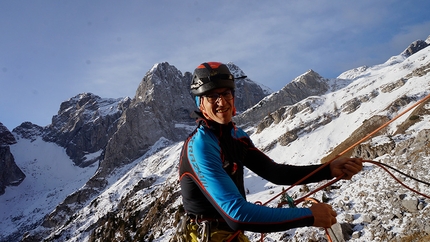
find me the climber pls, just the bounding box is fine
[176,61,363,241]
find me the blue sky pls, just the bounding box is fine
[1,0,430,130]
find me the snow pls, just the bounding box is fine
[1,46,430,241]
[83,149,103,162]
[0,137,97,239]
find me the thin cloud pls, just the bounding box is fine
[1,1,430,130]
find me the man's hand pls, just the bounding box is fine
[330,157,363,180]
[309,203,337,228]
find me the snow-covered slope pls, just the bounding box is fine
[0,137,97,241]
[243,47,430,241]
[1,43,429,242]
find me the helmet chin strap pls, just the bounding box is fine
[195,96,201,108]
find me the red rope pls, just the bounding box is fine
[255,92,430,241]
[363,160,430,199]
[259,92,430,207]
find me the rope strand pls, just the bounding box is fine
[256,92,430,241]
[261,92,430,207]
[363,160,430,199]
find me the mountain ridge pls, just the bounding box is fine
[1,35,429,241]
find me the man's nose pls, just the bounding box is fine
[215,95,227,104]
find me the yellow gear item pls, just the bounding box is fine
[184,223,250,242]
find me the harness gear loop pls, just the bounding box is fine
[197,220,211,242]
[172,214,189,242]
[175,214,243,242]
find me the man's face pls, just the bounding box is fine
[200,88,234,124]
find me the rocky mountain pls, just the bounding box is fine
[0,122,25,195]
[225,62,272,112]
[1,35,430,242]
[0,122,17,145]
[402,39,429,57]
[234,69,332,128]
[11,95,132,168]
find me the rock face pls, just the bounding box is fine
[0,146,26,195]
[11,94,132,168]
[43,93,132,167]
[101,62,196,176]
[226,62,271,113]
[402,40,429,57]
[0,122,16,145]
[234,69,329,128]
[0,122,25,195]
[12,122,44,141]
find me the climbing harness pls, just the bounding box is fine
[254,92,430,241]
[172,214,247,242]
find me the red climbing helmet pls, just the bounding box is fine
[190,62,235,96]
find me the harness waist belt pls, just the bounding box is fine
[187,214,233,232]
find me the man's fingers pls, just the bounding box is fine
[310,203,338,228]
[332,216,337,225]
[341,158,363,179]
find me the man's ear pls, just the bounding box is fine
[200,102,208,116]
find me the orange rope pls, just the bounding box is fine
[256,92,430,241]
[261,92,430,207]
[303,197,334,242]
[225,230,241,242]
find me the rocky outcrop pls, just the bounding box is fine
[348,129,430,241]
[402,40,429,57]
[101,63,196,176]
[322,115,390,163]
[234,69,329,128]
[42,93,131,167]
[0,122,16,145]
[13,122,44,141]
[340,90,379,114]
[0,146,26,195]
[0,123,25,195]
[226,62,271,113]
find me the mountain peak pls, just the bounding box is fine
[226,62,247,78]
[402,39,429,57]
[291,69,325,84]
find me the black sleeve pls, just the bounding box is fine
[244,147,333,185]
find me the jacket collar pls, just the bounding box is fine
[191,111,235,136]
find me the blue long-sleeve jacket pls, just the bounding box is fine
[179,112,332,233]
